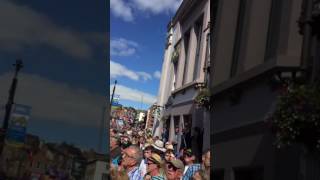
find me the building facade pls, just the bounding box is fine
[155,0,211,157]
[211,0,320,179]
[146,103,157,130]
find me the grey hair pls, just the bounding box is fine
[129,145,143,164]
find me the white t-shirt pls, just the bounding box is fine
[183,165,189,175]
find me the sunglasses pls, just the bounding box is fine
[184,153,193,158]
[167,163,178,171]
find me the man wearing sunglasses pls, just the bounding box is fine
[121,145,143,180]
[166,159,184,180]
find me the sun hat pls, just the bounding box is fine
[152,140,166,152]
[165,144,174,151]
[168,159,184,170]
[148,153,163,165]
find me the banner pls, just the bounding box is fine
[112,94,121,106]
[6,104,31,147]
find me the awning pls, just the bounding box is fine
[163,102,194,117]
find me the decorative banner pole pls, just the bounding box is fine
[110,80,117,113]
[1,59,23,156]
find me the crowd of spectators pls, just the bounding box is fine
[110,119,210,180]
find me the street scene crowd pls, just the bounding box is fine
[110,118,210,180]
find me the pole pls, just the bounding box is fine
[110,80,117,113]
[1,59,23,156]
[3,59,23,130]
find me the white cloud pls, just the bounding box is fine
[132,0,183,14]
[153,71,161,79]
[110,60,152,81]
[110,0,183,22]
[110,60,139,80]
[110,0,134,22]
[0,0,95,59]
[137,72,152,81]
[0,72,105,127]
[111,38,138,56]
[110,84,157,105]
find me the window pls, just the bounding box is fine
[182,30,191,85]
[193,14,204,81]
[264,0,283,61]
[231,0,247,77]
[172,42,181,90]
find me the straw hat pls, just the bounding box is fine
[152,140,166,152]
[148,153,163,165]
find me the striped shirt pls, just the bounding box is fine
[182,164,201,180]
[128,167,143,180]
[151,175,166,180]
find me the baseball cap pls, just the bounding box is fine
[184,149,193,157]
[168,159,184,170]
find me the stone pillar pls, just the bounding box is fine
[169,115,175,143]
[177,115,184,153]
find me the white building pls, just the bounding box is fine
[155,0,211,158]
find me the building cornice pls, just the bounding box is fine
[172,81,205,96]
[211,60,303,97]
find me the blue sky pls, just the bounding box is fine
[0,0,107,152]
[110,0,183,110]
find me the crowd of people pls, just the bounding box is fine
[110,119,210,180]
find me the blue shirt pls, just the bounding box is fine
[112,156,121,166]
[182,164,201,180]
[128,167,143,180]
